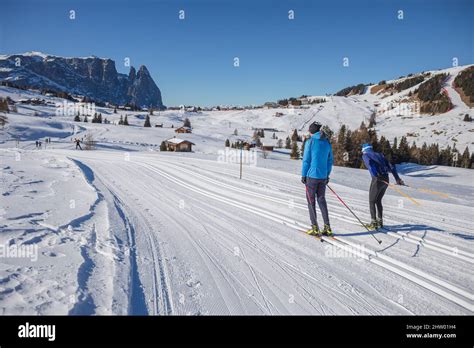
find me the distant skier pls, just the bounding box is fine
[35,141,39,148]
[74,138,82,150]
[301,121,333,237]
[361,143,404,230]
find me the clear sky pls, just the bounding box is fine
[1,0,472,106]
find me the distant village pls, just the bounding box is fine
[0,92,328,157]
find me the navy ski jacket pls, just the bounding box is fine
[302,131,333,179]
[362,149,400,181]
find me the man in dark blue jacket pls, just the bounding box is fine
[361,143,404,229]
[301,122,333,237]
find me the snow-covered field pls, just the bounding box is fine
[0,65,473,315]
[1,146,473,315]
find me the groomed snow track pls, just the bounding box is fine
[137,160,473,312]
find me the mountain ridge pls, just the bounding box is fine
[0,52,165,109]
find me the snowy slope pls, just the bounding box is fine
[361,65,474,151]
[1,65,472,155]
[1,147,472,315]
[0,64,473,315]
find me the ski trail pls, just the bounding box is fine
[140,161,473,312]
[176,159,474,246]
[239,247,274,314]
[140,161,384,314]
[103,182,175,315]
[155,159,474,264]
[68,158,148,315]
[190,207,328,314]
[180,209,282,314]
[155,155,473,235]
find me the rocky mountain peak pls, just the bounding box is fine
[0,52,165,109]
[128,66,137,81]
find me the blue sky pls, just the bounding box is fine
[1,0,472,106]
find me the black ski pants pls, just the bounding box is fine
[369,175,389,220]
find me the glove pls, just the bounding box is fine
[301,176,307,185]
[396,178,405,186]
[325,177,330,185]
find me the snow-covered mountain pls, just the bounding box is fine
[0,64,472,152]
[0,52,165,109]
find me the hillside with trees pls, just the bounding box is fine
[335,83,368,97]
[414,73,453,114]
[392,74,427,92]
[329,123,473,169]
[453,66,474,106]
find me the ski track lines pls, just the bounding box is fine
[115,159,369,314]
[171,156,473,236]
[137,160,473,312]
[113,192,175,315]
[79,160,174,315]
[96,166,174,315]
[69,152,472,313]
[156,159,474,286]
[152,158,474,265]
[177,154,474,232]
[189,203,388,315]
[156,156,474,256]
[145,170,386,315]
[95,161,259,315]
[104,160,293,314]
[156,158,474,295]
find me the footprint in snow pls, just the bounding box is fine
[42,251,65,258]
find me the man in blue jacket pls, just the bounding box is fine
[361,143,404,230]
[301,122,333,237]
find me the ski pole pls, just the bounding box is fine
[380,180,421,206]
[327,184,382,244]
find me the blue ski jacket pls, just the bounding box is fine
[302,131,333,179]
[362,149,401,181]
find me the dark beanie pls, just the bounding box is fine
[309,122,321,134]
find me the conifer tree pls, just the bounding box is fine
[291,129,299,142]
[461,146,471,168]
[334,125,347,165]
[144,115,151,127]
[290,141,300,159]
[398,136,410,163]
[368,112,377,128]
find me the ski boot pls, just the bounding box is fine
[367,220,378,231]
[306,225,321,237]
[322,224,333,237]
[376,218,384,229]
